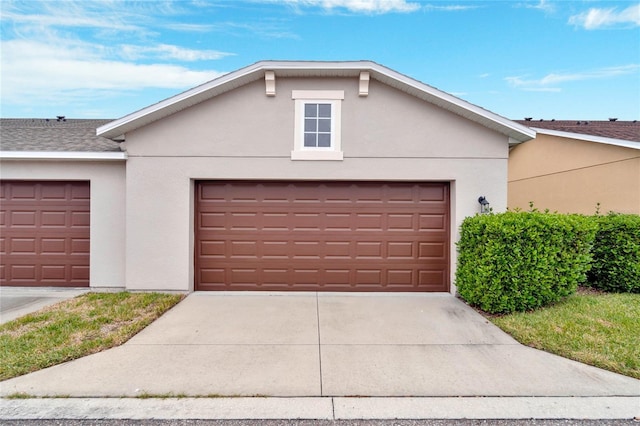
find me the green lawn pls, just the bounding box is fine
[0,292,183,381]
[490,290,640,379]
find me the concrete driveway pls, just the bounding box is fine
[0,286,89,324]
[1,292,639,398]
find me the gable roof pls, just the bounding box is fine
[1,118,122,152]
[97,60,535,143]
[515,120,640,143]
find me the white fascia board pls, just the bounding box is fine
[0,151,128,161]
[97,60,535,143]
[532,128,640,150]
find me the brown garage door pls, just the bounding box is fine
[195,181,449,292]
[0,181,90,287]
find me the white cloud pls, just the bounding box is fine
[119,44,234,61]
[521,0,555,13]
[165,23,216,32]
[423,4,479,12]
[569,4,640,30]
[505,64,640,91]
[278,0,421,13]
[0,39,225,107]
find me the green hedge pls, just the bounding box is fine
[588,213,640,293]
[456,212,596,314]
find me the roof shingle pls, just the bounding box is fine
[514,120,640,142]
[1,119,122,152]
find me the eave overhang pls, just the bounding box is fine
[0,151,128,161]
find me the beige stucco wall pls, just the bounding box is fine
[124,76,511,293]
[509,134,640,214]
[0,160,127,289]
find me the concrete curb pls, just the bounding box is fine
[2,396,639,420]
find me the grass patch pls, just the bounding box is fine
[0,292,183,381]
[490,290,640,379]
[5,392,33,399]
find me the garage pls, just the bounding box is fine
[195,181,449,292]
[0,181,90,287]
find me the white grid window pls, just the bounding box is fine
[304,103,332,148]
[292,90,344,161]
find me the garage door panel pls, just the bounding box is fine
[387,242,414,258]
[417,184,446,201]
[41,238,66,254]
[387,270,413,286]
[231,268,259,284]
[10,183,37,199]
[419,214,447,230]
[419,269,447,285]
[70,211,90,227]
[41,211,66,227]
[10,265,37,281]
[418,242,447,259]
[41,184,66,200]
[70,265,90,281]
[262,213,290,230]
[201,240,226,257]
[355,241,383,258]
[1,181,90,287]
[195,181,449,292]
[71,238,90,254]
[200,268,225,284]
[11,211,37,227]
[42,265,66,281]
[230,241,258,257]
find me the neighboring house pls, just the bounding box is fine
[1,61,534,293]
[509,120,640,215]
[0,118,127,288]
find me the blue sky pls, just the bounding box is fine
[1,0,639,120]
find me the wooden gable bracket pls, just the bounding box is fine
[265,71,276,96]
[359,71,370,97]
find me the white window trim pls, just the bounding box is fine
[292,90,344,161]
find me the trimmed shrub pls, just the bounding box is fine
[456,212,596,314]
[589,213,640,293]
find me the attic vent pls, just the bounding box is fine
[524,117,532,121]
[609,118,618,122]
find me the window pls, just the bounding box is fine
[292,90,344,160]
[304,103,332,148]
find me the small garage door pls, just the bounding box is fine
[195,181,449,292]
[0,181,90,287]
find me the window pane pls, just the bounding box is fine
[305,104,317,118]
[304,133,317,147]
[305,118,317,132]
[317,133,331,147]
[318,118,331,132]
[318,104,331,118]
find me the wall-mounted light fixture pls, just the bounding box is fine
[478,196,490,214]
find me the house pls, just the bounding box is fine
[1,61,534,293]
[0,118,127,288]
[509,120,640,215]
